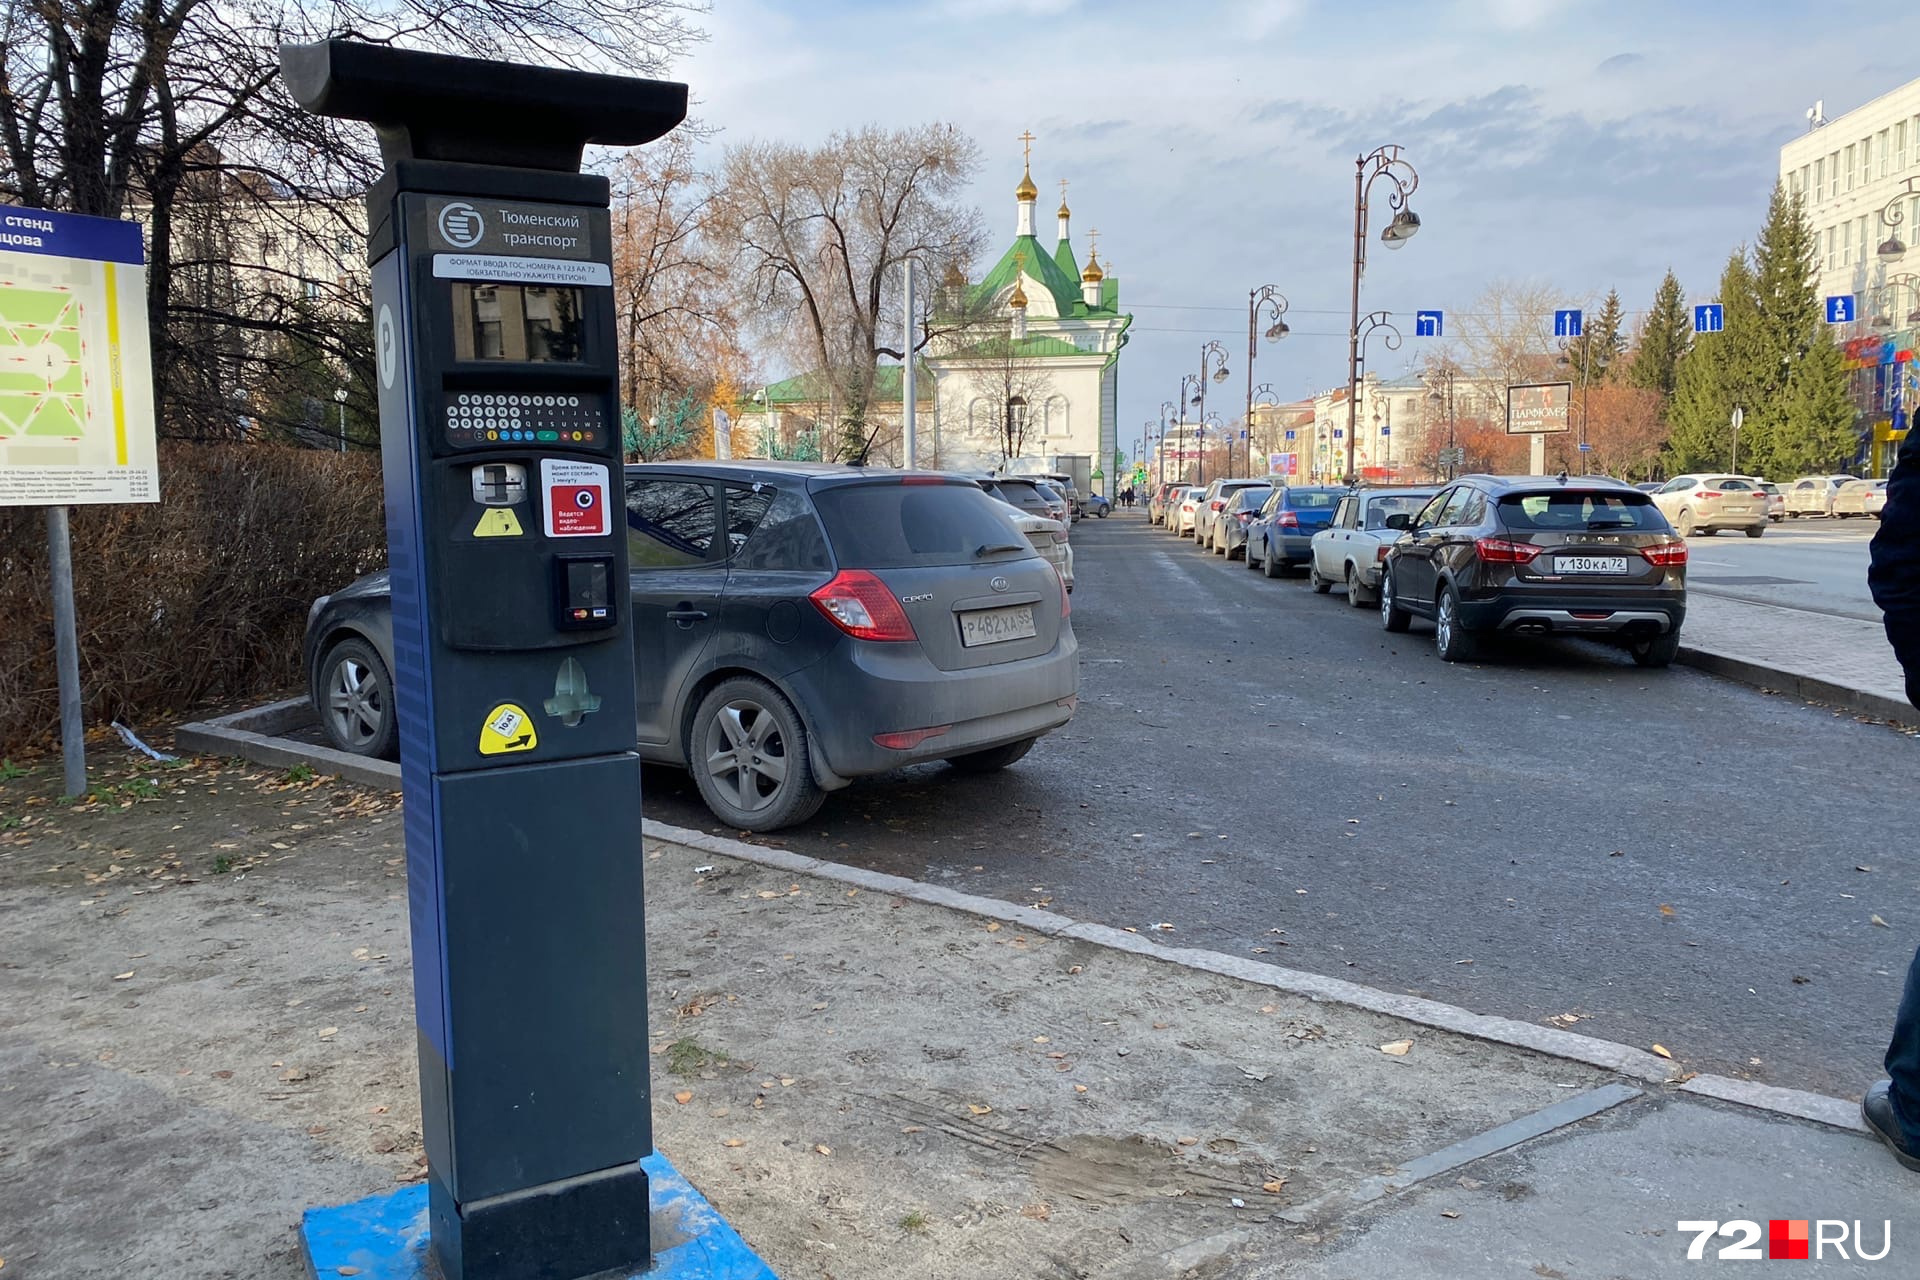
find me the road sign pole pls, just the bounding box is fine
[45,505,86,797]
[1529,433,1545,475]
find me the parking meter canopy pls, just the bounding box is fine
[278,40,688,171]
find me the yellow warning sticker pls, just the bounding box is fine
[473,507,524,538]
[478,703,538,755]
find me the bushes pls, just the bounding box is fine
[0,443,385,754]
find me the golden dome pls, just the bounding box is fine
[1081,253,1105,284]
[1015,165,1038,201]
[1009,279,1029,309]
[1058,198,1071,219]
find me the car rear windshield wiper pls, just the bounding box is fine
[976,541,1027,556]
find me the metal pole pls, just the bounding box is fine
[338,400,347,452]
[1196,349,1208,488]
[45,506,86,797]
[1346,156,1365,485]
[1447,374,1457,480]
[901,259,916,468]
[1245,291,1258,482]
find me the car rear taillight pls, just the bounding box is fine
[809,570,918,641]
[1049,528,1069,544]
[1278,511,1299,528]
[901,475,946,485]
[1475,537,1541,564]
[1237,511,1254,524]
[1641,539,1689,567]
[1210,499,1226,511]
[1057,565,1071,617]
[873,724,950,750]
[1376,544,1391,563]
[1694,490,1721,499]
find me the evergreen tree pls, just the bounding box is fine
[1776,335,1860,474]
[1627,271,1689,396]
[1667,251,1759,471]
[1742,182,1830,473]
[1568,287,1625,385]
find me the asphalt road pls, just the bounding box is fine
[1685,518,1878,618]
[643,511,1917,1098]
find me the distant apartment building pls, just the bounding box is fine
[1780,81,1920,472]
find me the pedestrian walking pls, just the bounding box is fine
[1865,426,1920,1171]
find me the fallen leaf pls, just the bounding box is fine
[901,1125,924,1133]
[1177,1136,1199,1146]
[212,1070,233,1080]
[985,922,1002,933]
[1073,1084,1088,1094]
[673,1091,693,1105]
[1153,922,1175,931]
[1658,904,1675,917]
[779,1077,796,1086]
[1872,914,1891,928]
[1020,1202,1052,1221]
[1651,1044,1674,1059]
[721,1138,744,1148]
[1033,1035,1050,1044]
[1440,1210,1460,1219]
[1066,965,1083,975]
[281,1068,309,1082]
[317,1027,338,1039]
[112,971,134,981]
[1379,1039,1413,1057]
[1262,1180,1287,1194]
[814,1144,832,1155]
[967,1104,992,1115]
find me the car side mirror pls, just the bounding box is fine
[1384,512,1413,530]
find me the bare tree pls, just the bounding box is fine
[0,0,704,439]
[706,123,984,459]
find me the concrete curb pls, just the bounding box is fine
[1676,643,1914,727]
[175,710,1872,1138]
[650,821,1870,1139]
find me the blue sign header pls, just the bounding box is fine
[0,206,144,265]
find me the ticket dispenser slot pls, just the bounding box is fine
[279,38,687,1280]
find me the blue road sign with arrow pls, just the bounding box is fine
[1826,294,1856,324]
[1554,309,1583,337]
[1415,310,1443,337]
[1694,304,1724,333]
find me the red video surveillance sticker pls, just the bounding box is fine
[541,459,610,538]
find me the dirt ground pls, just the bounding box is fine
[0,742,1613,1279]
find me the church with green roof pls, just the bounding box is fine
[924,139,1131,491]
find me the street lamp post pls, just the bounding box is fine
[1880,177,1920,259]
[333,387,348,452]
[1246,286,1290,479]
[1870,272,1920,329]
[1177,375,1203,485]
[1425,366,1458,480]
[1345,145,1421,484]
[1249,382,1280,474]
[1188,340,1231,484]
[1350,310,1402,481]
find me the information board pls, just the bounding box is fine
[0,208,158,506]
[1505,381,1572,435]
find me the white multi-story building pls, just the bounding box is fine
[1780,80,1920,473]
[1780,83,1920,312]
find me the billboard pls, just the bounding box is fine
[1267,451,1297,476]
[1505,381,1572,434]
[0,207,158,506]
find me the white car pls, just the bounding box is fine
[1783,474,1860,517]
[1307,487,1438,605]
[1007,508,1074,592]
[1173,489,1206,537]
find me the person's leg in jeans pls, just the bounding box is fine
[1867,941,1920,1168]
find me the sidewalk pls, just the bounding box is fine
[0,762,1909,1279]
[1681,591,1912,725]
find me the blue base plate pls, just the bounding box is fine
[300,1152,777,1279]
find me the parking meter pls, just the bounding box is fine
[280,41,686,1280]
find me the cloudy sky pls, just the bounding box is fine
[672,0,1907,440]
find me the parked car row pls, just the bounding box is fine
[1629,472,1885,527]
[1214,474,1690,669]
[304,462,1079,832]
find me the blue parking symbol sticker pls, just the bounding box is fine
[1415,310,1443,338]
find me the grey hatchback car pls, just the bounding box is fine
[304,462,1078,831]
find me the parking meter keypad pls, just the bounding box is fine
[441,391,605,448]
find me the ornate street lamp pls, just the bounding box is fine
[1870,272,1920,328]
[1189,340,1231,485]
[1346,145,1421,483]
[1245,286,1290,479]
[1881,178,1920,258]
[1425,365,1459,481]
[1349,310,1402,482]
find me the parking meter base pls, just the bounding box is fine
[299,1151,778,1280]
[427,1160,650,1280]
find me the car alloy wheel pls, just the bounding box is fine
[1435,586,1478,662]
[1380,568,1410,632]
[1676,508,1695,537]
[1346,566,1369,608]
[317,637,396,758]
[691,676,825,832]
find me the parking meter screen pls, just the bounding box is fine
[451,283,585,363]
